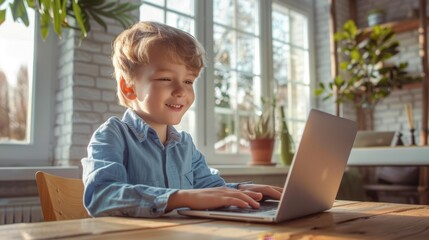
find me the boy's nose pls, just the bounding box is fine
[172,83,185,97]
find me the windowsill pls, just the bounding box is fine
[0,166,80,181]
[212,164,289,176]
[0,165,289,180]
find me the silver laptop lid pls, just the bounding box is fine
[275,109,357,222]
[352,131,396,147]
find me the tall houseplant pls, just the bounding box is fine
[316,20,419,129]
[0,0,140,39]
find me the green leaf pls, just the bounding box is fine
[72,0,87,38]
[334,76,345,87]
[40,8,50,39]
[323,94,333,101]
[314,88,324,96]
[0,9,5,25]
[350,49,360,61]
[53,0,62,37]
[87,9,107,31]
[25,0,34,8]
[10,0,29,26]
[61,0,67,22]
[340,61,349,70]
[343,20,357,37]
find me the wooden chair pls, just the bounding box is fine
[35,171,90,221]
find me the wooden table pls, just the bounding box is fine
[1,201,428,240]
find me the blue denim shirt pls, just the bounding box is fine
[82,109,238,218]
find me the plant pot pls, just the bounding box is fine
[249,138,275,165]
[367,12,385,26]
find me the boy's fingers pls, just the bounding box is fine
[221,197,250,208]
[227,191,261,208]
[263,188,282,199]
[242,190,263,201]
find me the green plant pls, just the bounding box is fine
[315,20,419,110]
[245,97,276,140]
[279,106,294,165]
[0,0,140,40]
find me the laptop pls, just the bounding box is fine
[178,109,358,223]
[352,131,396,148]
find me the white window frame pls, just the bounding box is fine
[0,15,57,167]
[199,0,315,164]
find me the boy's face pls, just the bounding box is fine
[123,47,198,131]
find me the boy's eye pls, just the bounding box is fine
[185,80,194,85]
[156,78,170,81]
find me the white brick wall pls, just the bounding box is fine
[54,16,126,165]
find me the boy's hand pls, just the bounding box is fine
[238,184,283,201]
[166,187,263,211]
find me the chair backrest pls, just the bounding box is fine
[35,171,90,221]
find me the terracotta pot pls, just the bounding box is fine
[249,138,275,165]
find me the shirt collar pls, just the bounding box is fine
[122,108,181,144]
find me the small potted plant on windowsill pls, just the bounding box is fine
[245,97,276,166]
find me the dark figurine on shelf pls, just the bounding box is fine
[395,132,404,146]
[410,128,416,145]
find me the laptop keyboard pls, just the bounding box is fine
[213,201,279,214]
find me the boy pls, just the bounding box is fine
[82,21,282,218]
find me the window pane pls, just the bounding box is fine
[166,13,194,34]
[290,11,308,49]
[272,40,290,85]
[214,69,233,108]
[214,25,235,69]
[236,0,259,35]
[140,4,165,23]
[167,0,194,16]
[236,33,260,74]
[291,48,310,84]
[214,112,236,153]
[272,10,289,43]
[290,83,310,118]
[0,8,34,143]
[213,0,234,26]
[237,73,258,111]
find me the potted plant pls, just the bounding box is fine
[315,20,420,130]
[245,97,276,165]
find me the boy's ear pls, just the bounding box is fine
[120,78,136,100]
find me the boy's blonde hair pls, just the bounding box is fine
[112,21,206,108]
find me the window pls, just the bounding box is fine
[0,6,57,166]
[139,0,313,164]
[0,8,34,144]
